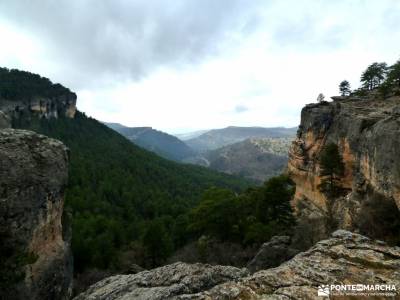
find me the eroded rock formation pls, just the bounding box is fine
[0,92,77,120]
[75,231,400,299]
[74,262,249,300]
[288,96,400,244]
[0,129,72,300]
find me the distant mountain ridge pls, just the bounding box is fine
[174,129,209,141]
[105,122,195,161]
[206,137,292,182]
[1,67,252,277]
[186,126,297,152]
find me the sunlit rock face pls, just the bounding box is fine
[288,96,400,243]
[0,129,72,300]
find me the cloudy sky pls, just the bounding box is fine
[1,0,400,133]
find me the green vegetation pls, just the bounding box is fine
[336,58,400,99]
[361,62,387,90]
[3,67,296,276]
[316,93,325,102]
[12,111,252,271]
[339,80,351,96]
[387,60,400,87]
[318,142,345,231]
[189,175,295,245]
[318,142,345,198]
[0,67,73,100]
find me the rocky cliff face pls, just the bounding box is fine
[288,96,400,244]
[0,92,77,120]
[75,231,400,299]
[0,129,72,300]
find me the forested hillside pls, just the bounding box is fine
[5,88,251,277]
[2,68,297,292]
[11,112,251,272]
[105,122,195,161]
[0,67,73,100]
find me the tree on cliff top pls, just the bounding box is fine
[387,60,400,88]
[360,62,387,90]
[339,80,351,96]
[317,93,325,102]
[318,142,344,198]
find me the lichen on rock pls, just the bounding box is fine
[74,231,400,299]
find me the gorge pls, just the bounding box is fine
[1,69,400,299]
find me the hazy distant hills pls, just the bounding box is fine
[174,129,209,141]
[186,126,297,152]
[105,122,195,161]
[206,137,293,182]
[106,123,297,182]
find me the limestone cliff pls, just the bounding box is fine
[0,92,77,120]
[74,231,400,299]
[288,96,400,244]
[0,129,72,300]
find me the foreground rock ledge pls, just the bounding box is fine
[0,129,72,300]
[76,231,400,299]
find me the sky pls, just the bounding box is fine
[1,0,400,134]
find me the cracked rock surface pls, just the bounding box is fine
[75,231,400,299]
[73,262,248,300]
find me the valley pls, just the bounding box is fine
[1,2,400,298]
[106,122,296,182]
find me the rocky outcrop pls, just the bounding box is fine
[75,231,400,299]
[288,96,400,244]
[0,129,72,300]
[0,92,77,120]
[73,262,249,300]
[246,235,299,273]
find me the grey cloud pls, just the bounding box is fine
[0,0,262,88]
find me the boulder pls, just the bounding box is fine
[0,129,72,300]
[75,231,400,299]
[74,262,248,300]
[183,231,400,299]
[246,236,299,273]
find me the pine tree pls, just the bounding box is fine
[339,80,351,96]
[318,143,344,198]
[317,93,325,103]
[360,62,387,90]
[387,60,400,87]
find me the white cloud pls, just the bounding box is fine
[1,0,400,133]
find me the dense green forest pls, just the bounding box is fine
[0,67,73,100]
[3,67,297,283]
[12,111,253,271]
[189,175,295,244]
